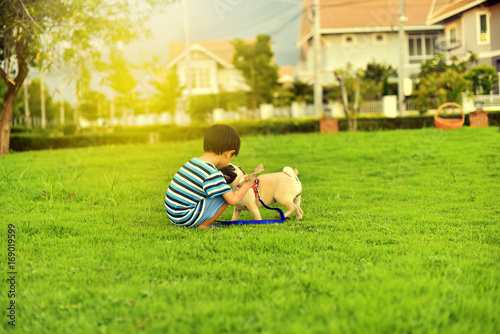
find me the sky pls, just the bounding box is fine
[35,0,303,104]
[125,0,303,67]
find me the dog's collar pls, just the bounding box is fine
[252,178,260,198]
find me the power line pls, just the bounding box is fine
[188,4,301,40]
[268,8,304,36]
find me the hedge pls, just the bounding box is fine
[9,113,499,152]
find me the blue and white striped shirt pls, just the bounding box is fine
[165,158,232,227]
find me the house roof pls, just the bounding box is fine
[278,66,294,83]
[427,0,487,24]
[298,0,436,44]
[167,38,256,69]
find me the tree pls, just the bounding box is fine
[149,64,181,115]
[78,90,109,121]
[413,52,476,115]
[290,80,313,104]
[232,35,279,118]
[100,49,138,118]
[0,0,168,155]
[364,60,397,99]
[25,79,57,121]
[466,63,499,95]
[0,79,23,120]
[335,67,363,131]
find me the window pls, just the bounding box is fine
[342,34,355,45]
[449,27,457,44]
[408,33,438,64]
[477,12,490,44]
[188,68,211,89]
[198,68,210,88]
[373,33,387,45]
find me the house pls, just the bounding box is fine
[167,39,252,97]
[427,0,500,76]
[278,66,295,88]
[296,0,444,85]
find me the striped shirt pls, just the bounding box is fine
[165,158,232,227]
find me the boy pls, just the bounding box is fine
[164,124,255,229]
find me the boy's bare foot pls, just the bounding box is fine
[197,221,212,229]
[197,223,220,230]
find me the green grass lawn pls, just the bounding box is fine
[1,127,499,333]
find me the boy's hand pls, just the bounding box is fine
[246,174,256,184]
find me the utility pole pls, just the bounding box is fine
[59,78,65,125]
[183,0,191,111]
[110,91,115,123]
[41,71,46,129]
[398,0,406,116]
[313,0,323,118]
[24,79,31,129]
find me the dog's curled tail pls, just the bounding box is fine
[283,166,299,177]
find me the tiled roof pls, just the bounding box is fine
[278,66,294,78]
[428,0,487,23]
[168,38,256,67]
[299,0,435,41]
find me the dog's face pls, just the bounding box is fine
[220,163,246,188]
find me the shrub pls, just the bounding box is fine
[9,113,499,152]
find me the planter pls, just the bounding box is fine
[469,111,489,127]
[320,117,339,133]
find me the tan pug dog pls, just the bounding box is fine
[220,164,303,221]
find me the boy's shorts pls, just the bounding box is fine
[192,195,227,227]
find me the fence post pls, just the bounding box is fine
[260,104,273,119]
[383,95,398,118]
[213,108,225,122]
[462,94,475,112]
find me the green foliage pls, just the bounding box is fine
[25,79,56,120]
[290,80,313,104]
[413,53,476,114]
[218,91,250,111]
[272,80,314,108]
[272,85,295,107]
[1,0,170,153]
[232,35,279,110]
[1,129,499,333]
[466,63,499,95]
[78,90,109,121]
[149,67,181,115]
[328,61,397,108]
[187,92,251,122]
[1,0,167,90]
[9,119,319,151]
[364,60,397,98]
[100,50,138,97]
[188,94,218,123]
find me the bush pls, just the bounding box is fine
[9,113,499,152]
[63,124,77,135]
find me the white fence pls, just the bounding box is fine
[360,101,384,114]
[474,94,500,109]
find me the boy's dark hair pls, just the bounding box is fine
[204,124,240,156]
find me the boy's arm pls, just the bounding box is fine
[222,175,256,206]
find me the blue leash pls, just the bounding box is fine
[214,198,286,226]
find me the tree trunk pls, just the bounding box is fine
[41,71,46,129]
[0,40,29,155]
[251,94,258,119]
[249,59,259,118]
[352,73,361,132]
[24,80,32,129]
[338,76,352,131]
[0,93,15,155]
